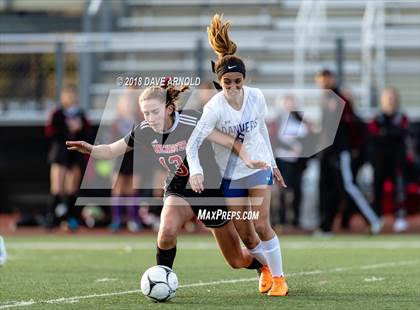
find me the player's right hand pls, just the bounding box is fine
[190,173,204,194]
[66,141,93,155]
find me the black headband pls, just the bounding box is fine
[211,59,246,81]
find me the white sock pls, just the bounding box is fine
[261,235,284,277]
[249,242,267,266]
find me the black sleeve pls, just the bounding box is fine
[124,123,149,148]
[124,126,136,148]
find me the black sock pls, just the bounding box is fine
[246,258,263,270]
[156,246,177,269]
[45,194,61,227]
[66,194,79,219]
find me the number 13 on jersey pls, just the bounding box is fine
[159,155,189,177]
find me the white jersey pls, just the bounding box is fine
[186,86,277,180]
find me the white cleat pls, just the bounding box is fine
[0,236,7,266]
[393,217,409,233]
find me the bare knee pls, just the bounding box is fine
[226,258,244,269]
[158,225,178,249]
[254,223,273,240]
[241,234,259,250]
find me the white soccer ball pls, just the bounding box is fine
[140,265,178,302]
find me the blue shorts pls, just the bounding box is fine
[221,169,274,198]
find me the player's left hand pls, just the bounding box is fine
[245,160,270,170]
[273,167,287,188]
[190,173,204,194]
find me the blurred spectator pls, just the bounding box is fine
[314,69,382,235]
[44,84,91,230]
[368,86,412,232]
[108,89,143,232]
[272,95,310,228]
[0,235,6,266]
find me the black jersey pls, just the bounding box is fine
[124,110,222,190]
[45,106,91,142]
[46,106,91,167]
[368,111,409,165]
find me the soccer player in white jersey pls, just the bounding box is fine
[186,14,288,296]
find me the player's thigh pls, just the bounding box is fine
[158,195,195,240]
[248,186,274,238]
[225,197,251,232]
[50,163,66,194]
[210,222,243,261]
[225,197,259,248]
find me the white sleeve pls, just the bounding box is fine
[258,92,278,168]
[186,102,220,176]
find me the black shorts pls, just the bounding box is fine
[48,142,86,168]
[164,185,229,228]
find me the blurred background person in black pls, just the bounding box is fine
[44,84,91,230]
[314,69,381,235]
[368,86,412,232]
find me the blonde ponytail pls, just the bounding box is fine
[207,14,237,59]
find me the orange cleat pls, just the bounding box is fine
[267,276,289,296]
[258,265,273,294]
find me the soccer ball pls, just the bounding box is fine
[140,265,178,302]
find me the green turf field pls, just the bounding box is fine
[0,234,419,309]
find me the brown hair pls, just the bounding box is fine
[62,83,78,94]
[139,82,189,116]
[316,69,335,78]
[207,14,246,80]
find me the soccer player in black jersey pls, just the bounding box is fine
[67,84,268,274]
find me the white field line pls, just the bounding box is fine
[0,260,418,309]
[6,241,420,250]
[364,276,385,282]
[95,278,117,283]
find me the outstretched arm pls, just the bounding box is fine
[66,138,132,160]
[207,129,269,170]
